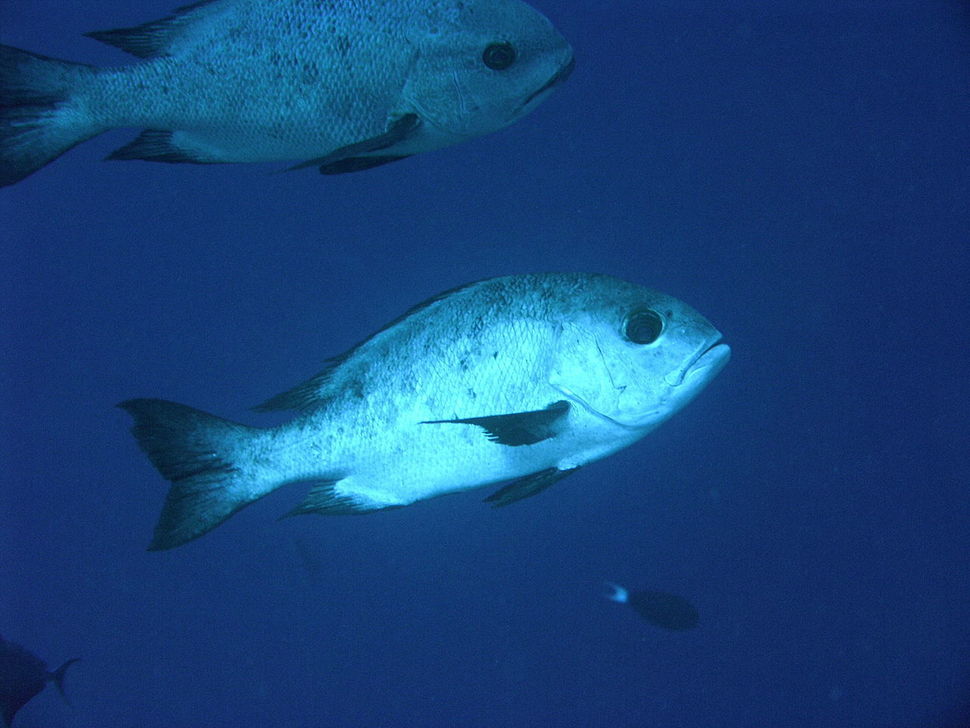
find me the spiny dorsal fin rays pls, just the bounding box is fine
[253,279,486,413]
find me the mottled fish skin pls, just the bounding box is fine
[120,273,731,550]
[0,0,573,186]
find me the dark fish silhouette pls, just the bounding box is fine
[604,582,700,631]
[0,635,78,727]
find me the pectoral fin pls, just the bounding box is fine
[289,113,420,173]
[484,466,579,507]
[422,400,570,447]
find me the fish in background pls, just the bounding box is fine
[120,272,730,550]
[603,582,700,630]
[0,0,574,187]
[0,635,78,727]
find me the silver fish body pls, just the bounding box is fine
[121,273,730,550]
[0,0,573,185]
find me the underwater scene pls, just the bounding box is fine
[1,0,967,725]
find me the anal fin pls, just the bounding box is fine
[107,130,216,164]
[282,480,399,518]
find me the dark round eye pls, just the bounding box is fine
[482,42,517,71]
[624,309,664,345]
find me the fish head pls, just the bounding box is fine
[403,0,573,139]
[548,280,730,432]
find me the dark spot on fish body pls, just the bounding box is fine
[335,35,352,57]
[301,62,320,85]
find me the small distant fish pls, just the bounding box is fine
[120,273,730,550]
[604,582,700,630]
[0,0,573,187]
[0,635,78,727]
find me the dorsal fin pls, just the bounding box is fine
[253,361,343,412]
[253,279,483,413]
[85,0,223,58]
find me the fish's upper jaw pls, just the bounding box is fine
[519,53,575,111]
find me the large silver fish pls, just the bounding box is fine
[121,273,731,550]
[0,0,573,186]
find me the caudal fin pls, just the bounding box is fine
[120,398,273,550]
[0,45,102,187]
[49,657,80,700]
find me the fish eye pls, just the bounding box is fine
[624,309,664,345]
[482,42,517,71]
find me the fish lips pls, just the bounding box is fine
[520,54,575,111]
[665,340,732,388]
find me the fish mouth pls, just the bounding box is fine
[521,55,575,109]
[666,340,732,387]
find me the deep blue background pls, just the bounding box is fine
[2,1,968,726]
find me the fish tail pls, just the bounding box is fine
[119,398,275,551]
[0,45,103,187]
[49,657,80,700]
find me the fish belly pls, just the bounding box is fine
[324,417,585,509]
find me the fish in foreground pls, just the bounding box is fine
[0,635,78,727]
[120,273,730,550]
[604,582,700,630]
[0,0,573,187]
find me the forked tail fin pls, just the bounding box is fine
[119,398,275,550]
[0,45,103,187]
[49,658,80,700]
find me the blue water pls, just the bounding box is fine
[2,1,968,726]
